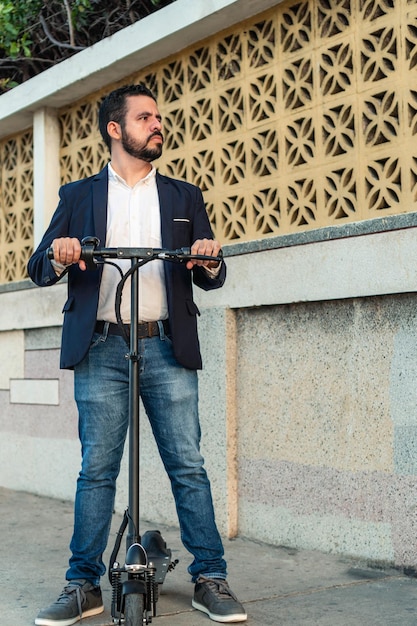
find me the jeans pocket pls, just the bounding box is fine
[90,331,107,349]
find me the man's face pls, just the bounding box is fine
[119,95,164,162]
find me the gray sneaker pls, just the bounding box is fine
[192,576,247,623]
[35,579,104,626]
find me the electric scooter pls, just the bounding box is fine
[50,237,222,625]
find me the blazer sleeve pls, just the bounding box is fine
[190,186,227,291]
[27,173,101,287]
[27,186,73,287]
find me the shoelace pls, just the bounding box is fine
[55,584,85,618]
[198,576,239,601]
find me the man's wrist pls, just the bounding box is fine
[51,259,70,276]
[204,262,222,278]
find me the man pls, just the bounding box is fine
[28,83,247,625]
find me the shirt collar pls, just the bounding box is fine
[108,162,157,187]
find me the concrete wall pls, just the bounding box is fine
[235,295,417,566]
[198,218,417,567]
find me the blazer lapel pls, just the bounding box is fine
[92,166,109,247]
[156,173,174,249]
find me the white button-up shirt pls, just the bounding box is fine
[97,163,168,323]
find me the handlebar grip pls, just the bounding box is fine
[46,237,100,270]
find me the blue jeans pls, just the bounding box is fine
[67,324,226,586]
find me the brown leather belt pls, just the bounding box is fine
[95,319,169,339]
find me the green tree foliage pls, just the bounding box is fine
[0,0,175,92]
[0,1,43,59]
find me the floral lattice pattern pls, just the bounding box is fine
[0,131,33,282]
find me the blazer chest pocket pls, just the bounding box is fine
[173,218,191,245]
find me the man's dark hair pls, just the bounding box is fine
[98,83,157,151]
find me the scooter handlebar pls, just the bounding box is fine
[46,239,223,267]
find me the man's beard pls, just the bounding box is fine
[121,128,164,162]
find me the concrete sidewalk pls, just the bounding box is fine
[2,487,417,625]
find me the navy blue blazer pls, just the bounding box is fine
[28,167,226,370]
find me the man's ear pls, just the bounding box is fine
[107,121,121,142]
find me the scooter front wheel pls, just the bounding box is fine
[124,592,145,625]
